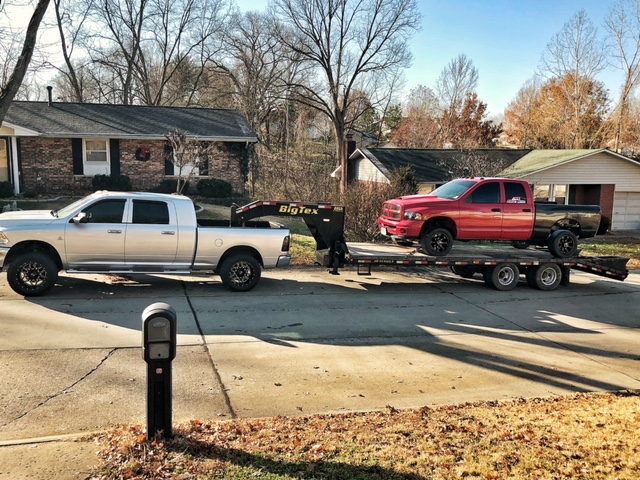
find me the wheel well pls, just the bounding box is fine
[421,217,457,239]
[550,219,581,237]
[4,241,62,271]
[216,247,263,272]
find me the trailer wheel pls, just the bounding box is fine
[525,264,562,291]
[7,252,58,296]
[450,265,478,278]
[219,254,261,292]
[420,227,453,256]
[483,263,520,291]
[548,229,578,258]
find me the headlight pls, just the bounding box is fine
[404,211,423,221]
[0,232,9,244]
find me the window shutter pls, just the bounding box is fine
[109,139,120,176]
[72,139,83,175]
[164,144,173,175]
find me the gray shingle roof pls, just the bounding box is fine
[357,148,532,183]
[4,101,257,141]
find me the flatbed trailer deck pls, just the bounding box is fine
[231,200,629,291]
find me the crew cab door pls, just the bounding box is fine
[458,181,503,240]
[500,181,534,240]
[65,198,127,268]
[124,199,178,266]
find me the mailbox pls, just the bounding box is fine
[142,303,176,362]
[141,302,177,438]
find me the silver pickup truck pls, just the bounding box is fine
[0,191,291,296]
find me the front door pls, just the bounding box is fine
[0,137,10,183]
[458,181,503,240]
[65,199,127,268]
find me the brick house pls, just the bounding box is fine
[0,98,257,196]
[345,148,640,230]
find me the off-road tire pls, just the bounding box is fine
[420,227,453,256]
[7,252,58,296]
[219,254,261,292]
[548,230,578,258]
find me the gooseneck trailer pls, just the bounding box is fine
[231,200,629,292]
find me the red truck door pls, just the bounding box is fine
[500,181,534,240]
[458,181,503,240]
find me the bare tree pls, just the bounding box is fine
[272,0,421,194]
[539,9,609,148]
[0,0,51,123]
[436,54,479,114]
[164,131,213,194]
[605,0,640,152]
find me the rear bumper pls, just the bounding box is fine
[277,255,291,268]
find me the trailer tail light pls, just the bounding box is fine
[281,235,291,252]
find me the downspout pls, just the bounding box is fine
[11,136,20,194]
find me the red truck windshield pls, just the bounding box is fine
[429,179,477,200]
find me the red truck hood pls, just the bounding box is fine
[390,195,451,208]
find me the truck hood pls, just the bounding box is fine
[0,209,57,226]
[393,195,451,208]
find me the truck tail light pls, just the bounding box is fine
[281,235,291,252]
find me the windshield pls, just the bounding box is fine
[429,179,478,200]
[54,196,92,218]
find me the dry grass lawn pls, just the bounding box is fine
[90,391,639,479]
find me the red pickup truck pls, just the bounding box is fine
[378,178,601,258]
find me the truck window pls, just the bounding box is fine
[132,200,170,225]
[504,182,528,203]
[467,182,500,204]
[82,199,126,223]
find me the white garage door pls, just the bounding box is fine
[612,192,640,230]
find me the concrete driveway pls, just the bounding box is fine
[1,265,639,444]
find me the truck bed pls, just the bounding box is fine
[332,242,629,282]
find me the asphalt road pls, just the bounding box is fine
[1,265,640,445]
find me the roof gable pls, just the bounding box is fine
[3,102,257,141]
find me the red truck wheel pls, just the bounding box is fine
[548,230,578,258]
[420,228,453,256]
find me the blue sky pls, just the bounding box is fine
[234,0,625,118]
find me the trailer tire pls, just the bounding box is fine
[483,263,520,291]
[219,254,261,292]
[420,227,453,256]
[450,265,478,278]
[7,252,58,296]
[548,229,578,258]
[525,264,562,291]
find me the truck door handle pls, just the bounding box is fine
[161,231,176,235]
[107,229,122,234]
[522,208,532,212]
[491,208,501,212]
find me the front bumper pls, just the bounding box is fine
[378,218,423,239]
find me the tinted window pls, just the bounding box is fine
[467,182,500,204]
[504,182,528,203]
[132,200,170,225]
[83,199,126,223]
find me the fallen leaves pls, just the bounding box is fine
[89,390,640,479]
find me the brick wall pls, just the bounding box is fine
[18,137,249,195]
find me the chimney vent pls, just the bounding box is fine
[47,86,53,106]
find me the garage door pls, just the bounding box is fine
[612,192,640,230]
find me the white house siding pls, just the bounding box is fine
[613,192,640,230]
[354,158,390,184]
[518,152,640,191]
[518,152,640,231]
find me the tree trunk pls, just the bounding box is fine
[0,0,51,123]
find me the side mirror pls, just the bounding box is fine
[73,212,88,224]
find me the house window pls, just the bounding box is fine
[83,139,110,176]
[533,184,568,204]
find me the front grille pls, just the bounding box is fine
[381,202,402,220]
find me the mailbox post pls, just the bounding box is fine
[142,302,177,439]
